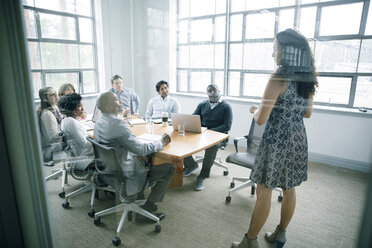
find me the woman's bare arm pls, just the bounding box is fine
[303,94,314,118]
[252,77,286,125]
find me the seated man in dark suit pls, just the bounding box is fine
[183,84,233,191]
[94,92,174,223]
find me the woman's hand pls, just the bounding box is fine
[250,105,258,114]
[122,109,130,117]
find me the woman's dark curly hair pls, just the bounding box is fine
[58,93,82,117]
[274,28,318,99]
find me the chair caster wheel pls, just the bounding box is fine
[223,170,229,176]
[94,218,101,225]
[278,195,283,202]
[155,224,161,233]
[230,182,235,188]
[226,196,231,203]
[88,209,95,217]
[59,191,65,198]
[62,201,69,208]
[112,236,121,246]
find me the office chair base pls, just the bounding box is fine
[195,155,229,176]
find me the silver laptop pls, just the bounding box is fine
[171,113,207,133]
[82,106,101,130]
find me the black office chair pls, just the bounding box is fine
[225,119,283,203]
[86,137,161,247]
[194,136,230,176]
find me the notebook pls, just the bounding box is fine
[171,113,207,133]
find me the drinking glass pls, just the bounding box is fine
[178,123,185,136]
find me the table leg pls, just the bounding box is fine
[152,157,183,188]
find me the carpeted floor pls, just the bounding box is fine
[43,145,369,248]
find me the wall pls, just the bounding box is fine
[99,0,372,172]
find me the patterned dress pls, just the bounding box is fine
[250,80,309,190]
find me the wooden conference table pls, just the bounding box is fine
[88,120,229,188]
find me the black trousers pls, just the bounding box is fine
[183,145,219,179]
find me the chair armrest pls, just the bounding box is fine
[233,136,248,152]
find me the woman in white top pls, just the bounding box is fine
[58,93,94,170]
[37,87,63,161]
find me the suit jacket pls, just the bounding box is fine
[94,113,163,194]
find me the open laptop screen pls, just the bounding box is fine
[171,113,207,133]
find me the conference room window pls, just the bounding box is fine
[176,0,372,109]
[22,0,98,99]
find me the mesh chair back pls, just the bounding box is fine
[246,119,267,154]
[86,137,124,181]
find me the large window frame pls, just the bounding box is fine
[176,0,372,109]
[23,0,99,98]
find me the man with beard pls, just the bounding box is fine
[94,92,174,223]
[182,84,233,191]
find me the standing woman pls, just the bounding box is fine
[37,87,63,161]
[232,29,318,248]
[58,93,94,170]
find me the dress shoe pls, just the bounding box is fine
[135,212,165,223]
[231,235,259,248]
[194,177,204,191]
[265,226,286,248]
[183,164,198,176]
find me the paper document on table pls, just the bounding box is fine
[137,133,162,142]
[81,121,95,130]
[128,118,146,125]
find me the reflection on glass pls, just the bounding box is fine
[41,42,79,69]
[231,0,245,12]
[215,44,225,69]
[147,8,163,28]
[190,0,215,17]
[320,3,363,36]
[178,20,188,43]
[216,0,227,14]
[178,70,188,91]
[82,71,96,93]
[76,0,92,16]
[45,73,78,91]
[358,39,372,73]
[215,16,226,42]
[365,2,372,35]
[39,13,76,40]
[24,9,37,38]
[190,71,211,92]
[299,7,316,38]
[79,18,93,42]
[32,72,42,98]
[243,42,274,70]
[245,12,275,39]
[354,77,372,108]
[190,19,212,42]
[190,44,214,68]
[228,72,240,96]
[243,73,269,97]
[229,43,243,69]
[230,14,242,41]
[314,76,351,105]
[179,0,190,18]
[23,0,35,6]
[79,45,94,68]
[245,0,279,11]
[178,45,189,68]
[35,0,76,14]
[27,42,41,69]
[314,40,360,72]
[278,8,294,32]
[214,70,225,93]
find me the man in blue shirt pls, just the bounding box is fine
[110,74,140,115]
[183,84,233,191]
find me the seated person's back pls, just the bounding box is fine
[59,93,94,169]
